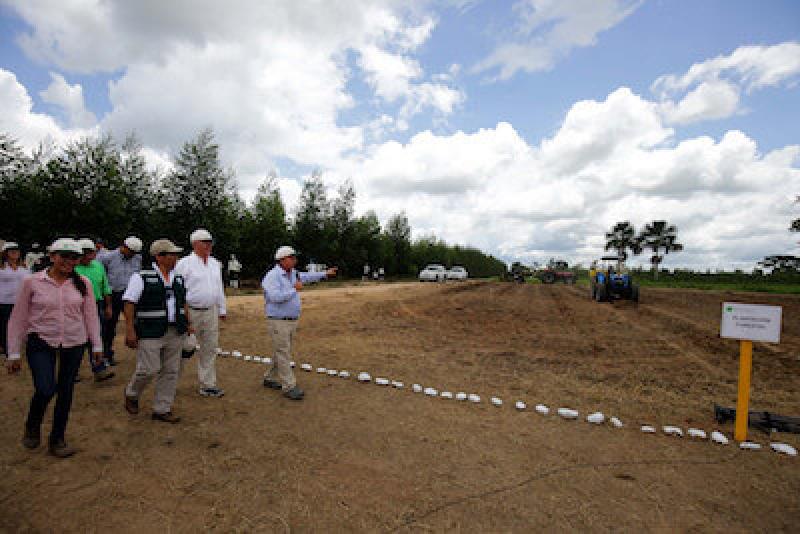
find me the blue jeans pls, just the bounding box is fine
[25,334,84,444]
[0,303,12,355]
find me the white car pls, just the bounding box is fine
[419,264,447,282]
[447,266,468,280]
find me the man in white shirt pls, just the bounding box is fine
[175,229,226,398]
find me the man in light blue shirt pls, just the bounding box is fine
[261,246,337,400]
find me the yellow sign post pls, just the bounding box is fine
[720,302,782,442]
[734,340,753,442]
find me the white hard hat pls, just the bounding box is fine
[190,228,213,243]
[49,238,83,255]
[274,246,296,260]
[123,236,143,253]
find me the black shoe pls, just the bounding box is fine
[22,427,40,449]
[107,357,117,367]
[48,440,76,458]
[263,379,282,390]
[199,387,225,398]
[152,412,181,424]
[283,387,305,400]
[125,395,139,415]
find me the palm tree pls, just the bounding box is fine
[638,221,684,279]
[604,221,642,269]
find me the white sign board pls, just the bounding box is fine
[720,302,782,343]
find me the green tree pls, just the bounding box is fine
[604,221,641,269]
[0,133,35,243]
[638,220,684,279]
[291,170,331,264]
[239,171,288,278]
[384,212,412,275]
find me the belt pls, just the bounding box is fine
[190,306,209,311]
[268,316,298,321]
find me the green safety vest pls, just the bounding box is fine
[134,269,188,339]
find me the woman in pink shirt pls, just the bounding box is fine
[5,238,103,458]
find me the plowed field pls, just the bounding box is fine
[2,281,799,531]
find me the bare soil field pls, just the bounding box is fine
[1,281,799,532]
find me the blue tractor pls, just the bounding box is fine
[590,255,639,303]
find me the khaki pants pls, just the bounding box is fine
[126,327,183,414]
[264,319,298,391]
[191,307,219,389]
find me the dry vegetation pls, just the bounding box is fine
[1,281,799,531]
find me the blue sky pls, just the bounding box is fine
[1,1,799,268]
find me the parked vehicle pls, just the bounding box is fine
[590,256,639,303]
[447,266,468,280]
[419,264,448,282]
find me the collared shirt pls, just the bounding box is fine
[123,263,178,322]
[175,252,226,315]
[0,264,30,304]
[6,270,102,359]
[261,264,326,319]
[75,259,112,302]
[101,248,142,291]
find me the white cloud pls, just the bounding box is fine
[0,68,94,150]
[653,41,800,125]
[39,72,97,128]
[472,0,641,81]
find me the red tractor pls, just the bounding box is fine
[536,260,576,284]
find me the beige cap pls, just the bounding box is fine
[149,239,183,256]
[50,238,83,255]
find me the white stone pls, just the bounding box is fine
[220,351,230,356]
[232,351,242,359]
[710,431,729,445]
[455,392,467,401]
[770,443,797,456]
[215,348,222,354]
[535,404,549,415]
[244,355,252,361]
[440,391,454,399]
[327,369,338,376]
[263,357,272,365]
[290,361,296,368]
[663,426,683,437]
[338,370,350,378]
[412,384,423,393]
[586,412,605,424]
[301,363,313,372]
[316,367,327,374]
[687,428,707,439]
[468,394,481,403]
[491,397,503,407]
[357,372,371,382]
[253,356,262,363]
[641,425,656,434]
[375,378,390,386]
[392,381,404,388]
[739,441,762,450]
[557,408,578,419]
[424,387,438,397]
[515,401,526,411]
[610,417,623,428]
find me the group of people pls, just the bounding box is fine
[1,230,336,458]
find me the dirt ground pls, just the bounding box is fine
[1,281,799,532]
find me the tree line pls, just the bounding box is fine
[0,129,507,280]
[604,220,683,279]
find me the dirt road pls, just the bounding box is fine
[1,281,798,531]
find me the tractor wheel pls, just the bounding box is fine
[543,272,556,284]
[595,285,607,302]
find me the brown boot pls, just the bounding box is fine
[94,368,115,382]
[125,395,139,415]
[48,440,76,458]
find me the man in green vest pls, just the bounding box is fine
[122,239,193,423]
[75,238,115,383]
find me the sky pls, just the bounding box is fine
[0,0,799,270]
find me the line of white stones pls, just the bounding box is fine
[216,349,797,458]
